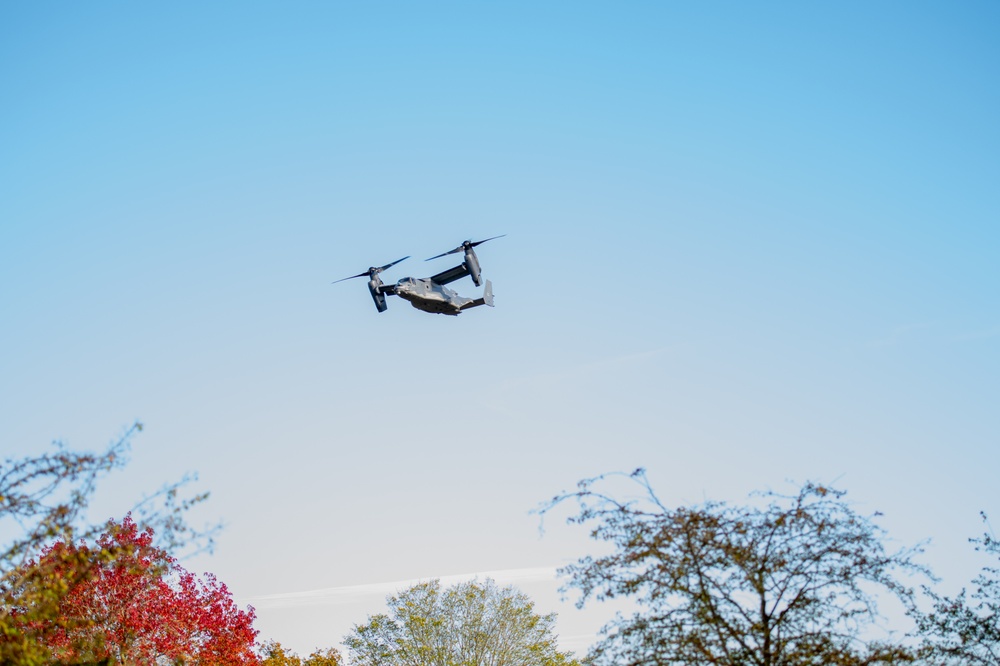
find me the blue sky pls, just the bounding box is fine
[2,1,998,656]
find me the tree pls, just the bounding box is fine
[540,469,927,666]
[24,515,258,665]
[260,641,301,666]
[344,578,581,666]
[0,424,217,665]
[914,512,999,665]
[259,640,342,666]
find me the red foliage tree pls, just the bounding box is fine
[30,515,259,665]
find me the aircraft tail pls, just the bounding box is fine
[460,280,495,311]
[483,279,494,307]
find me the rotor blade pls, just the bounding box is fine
[469,234,506,248]
[378,256,410,272]
[333,256,409,284]
[425,235,506,261]
[331,272,369,284]
[425,246,463,261]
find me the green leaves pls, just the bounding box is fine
[345,578,581,666]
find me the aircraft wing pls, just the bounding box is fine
[430,264,470,286]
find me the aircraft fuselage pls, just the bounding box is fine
[393,277,473,315]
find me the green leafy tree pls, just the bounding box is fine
[540,469,927,666]
[344,578,581,666]
[914,512,999,665]
[0,424,215,665]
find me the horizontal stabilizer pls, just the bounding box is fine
[460,280,495,311]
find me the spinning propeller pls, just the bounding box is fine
[425,235,506,261]
[332,256,409,284]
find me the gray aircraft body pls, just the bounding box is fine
[333,236,503,316]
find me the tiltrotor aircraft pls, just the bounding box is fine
[333,236,503,315]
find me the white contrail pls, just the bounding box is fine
[247,566,560,609]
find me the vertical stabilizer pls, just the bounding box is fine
[483,279,494,307]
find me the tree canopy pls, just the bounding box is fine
[0,424,217,665]
[259,640,342,666]
[15,515,258,666]
[541,469,927,666]
[344,578,581,666]
[915,512,999,665]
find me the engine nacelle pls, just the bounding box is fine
[368,279,388,312]
[464,248,483,286]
